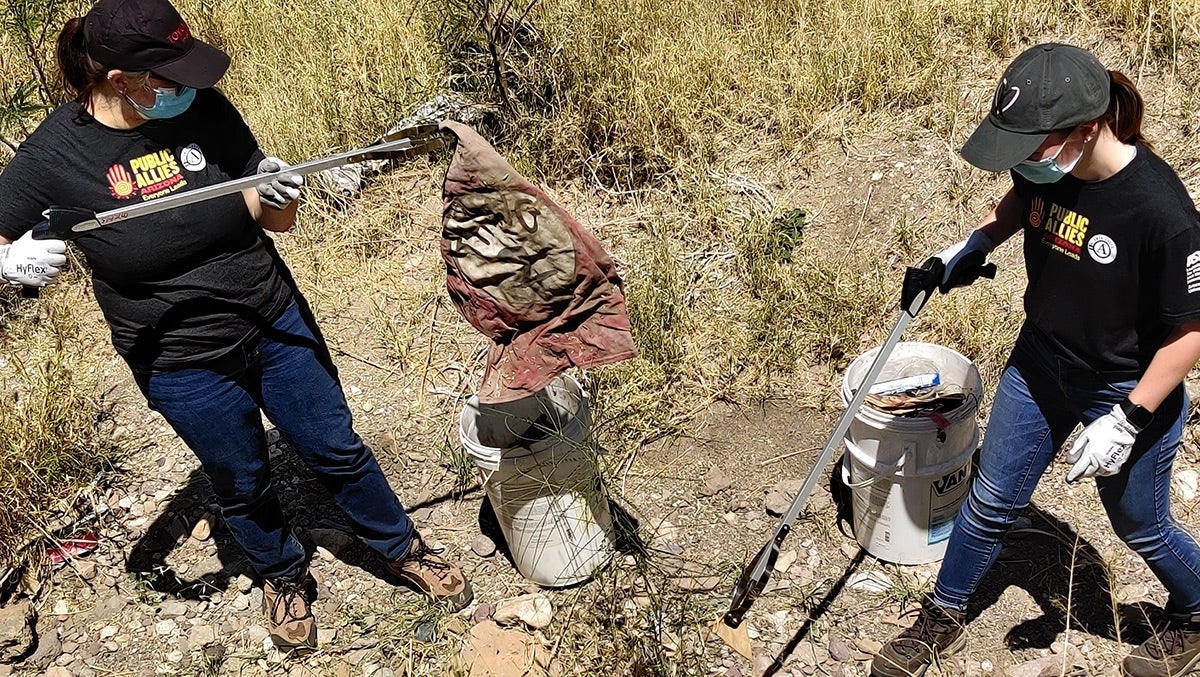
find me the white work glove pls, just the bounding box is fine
[935,229,995,290]
[255,156,304,210]
[0,229,68,287]
[1065,404,1139,483]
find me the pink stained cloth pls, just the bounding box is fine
[439,120,637,403]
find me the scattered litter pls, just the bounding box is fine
[711,617,753,659]
[847,571,894,594]
[865,384,968,417]
[45,532,99,567]
[869,372,939,396]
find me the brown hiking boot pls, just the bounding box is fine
[1122,615,1200,677]
[262,571,318,652]
[871,598,967,677]
[386,533,474,612]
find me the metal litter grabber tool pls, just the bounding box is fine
[722,253,996,628]
[33,123,448,241]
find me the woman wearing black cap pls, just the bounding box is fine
[872,43,1200,677]
[0,0,472,652]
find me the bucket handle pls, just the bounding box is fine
[840,454,905,489]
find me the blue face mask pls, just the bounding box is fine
[1013,136,1081,184]
[126,85,196,120]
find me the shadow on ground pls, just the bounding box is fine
[764,502,1164,672]
[973,503,1160,648]
[124,430,478,598]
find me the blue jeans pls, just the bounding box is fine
[133,302,414,580]
[933,325,1200,617]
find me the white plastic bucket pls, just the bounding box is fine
[839,342,982,565]
[459,376,615,587]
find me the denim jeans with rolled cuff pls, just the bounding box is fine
[133,301,414,581]
[932,325,1200,619]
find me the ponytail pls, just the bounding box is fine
[1104,70,1150,149]
[56,17,106,101]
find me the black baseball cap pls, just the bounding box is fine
[82,0,230,89]
[961,43,1110,171]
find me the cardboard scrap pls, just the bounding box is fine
[710,617,753,659]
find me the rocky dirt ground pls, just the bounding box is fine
[1,380,1198,676]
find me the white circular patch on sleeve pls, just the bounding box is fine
[180,144,207,172]
[1087,234,1117,264]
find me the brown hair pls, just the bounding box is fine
[1104,70,1150,149]
[56,17,108,101]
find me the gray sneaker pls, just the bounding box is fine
[871,598,967,677]
[1122,614,1200,677]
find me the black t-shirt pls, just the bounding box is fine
[1013,144,1200,376]
[0,88,293,371]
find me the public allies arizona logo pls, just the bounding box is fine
[105,149,189,201]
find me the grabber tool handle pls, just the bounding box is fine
[930,250,997,295]
[16,220,56,297]
[724,256,945,628]
[39,124,449,241]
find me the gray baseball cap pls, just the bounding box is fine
[961,43,1110,171]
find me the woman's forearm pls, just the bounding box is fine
[977,188,1025,247]
[1129,321,1200,412]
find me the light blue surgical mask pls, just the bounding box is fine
[1013,136,1082,184]
[126,85,196,120]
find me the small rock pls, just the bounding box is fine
[492,594,553,630]
[773,550,797,573]
[469,534,496,558]
[752,651,773,676]
[700,467,733,497]
[317,627,337,645]
[309,529,355,556]
[188,625,216,646]
[154,619,177,636]
[0,599,36,662]
[74,561,98,581]
[854,637,883,655]
[1173,469,1198,502]
[235,575,254,594]
[44,668,72,677]
[459,620,553,675]
[158,601,188,619]
[203,644,226,663]
[1113,580,1152,602]
[764,479,803,516]
[471,603,495,623]
[191,516,213,541]
[246,626,270,645]
[674,575,721,592]
[848,571,894,594]
[413,622,437,643]
[1002,654,1085,677]
[792,639,830,668]
[828,633,854,661]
